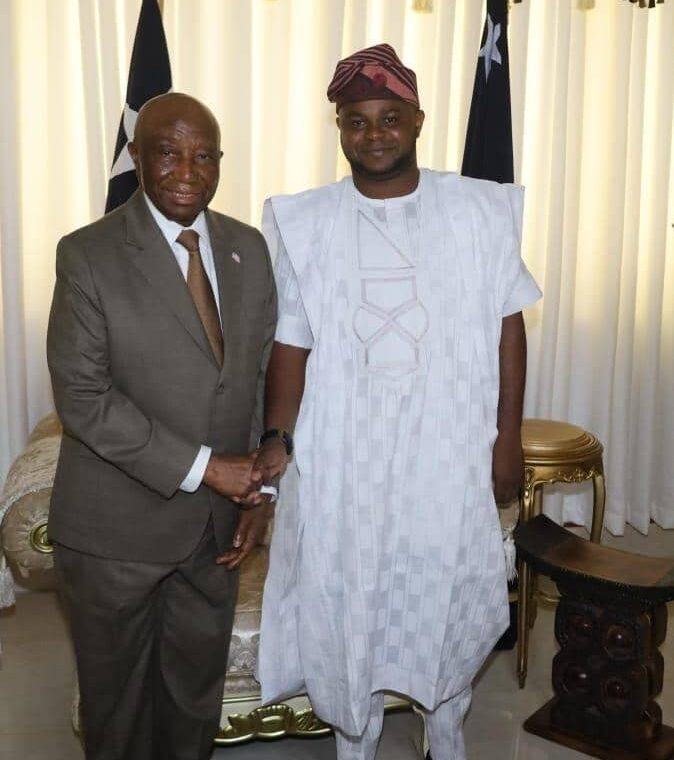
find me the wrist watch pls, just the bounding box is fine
[259,428,294,456]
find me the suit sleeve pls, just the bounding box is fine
[47,236,200,499]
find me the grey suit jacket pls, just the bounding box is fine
[47,191,277,563]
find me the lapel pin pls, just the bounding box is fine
[231,252,241,264]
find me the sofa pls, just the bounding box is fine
[0,414,410,745]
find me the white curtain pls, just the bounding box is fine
[0,0,672,536]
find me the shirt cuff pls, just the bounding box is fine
[260,484,278,502]
[180,445,212,492]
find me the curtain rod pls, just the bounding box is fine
[510,0,664,6]
[413,0,665,8]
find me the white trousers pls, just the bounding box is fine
[334,688,472,760]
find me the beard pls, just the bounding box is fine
[345,143,417,183]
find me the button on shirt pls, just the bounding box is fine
[143,194,218,492]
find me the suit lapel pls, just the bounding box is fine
[123,191,219,368]
[207,210,242,381]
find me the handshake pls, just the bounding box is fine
[202,436,290,508]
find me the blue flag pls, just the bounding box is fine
[461,0,513,183]
[105,0,172,213]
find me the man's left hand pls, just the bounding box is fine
[216,504,272,570]
[492,431,524,504]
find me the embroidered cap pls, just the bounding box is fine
[327,43,419,109]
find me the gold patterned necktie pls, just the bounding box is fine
[176,229,224,366]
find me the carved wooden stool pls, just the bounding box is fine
[515,514,674,760]
[518,419,606,687]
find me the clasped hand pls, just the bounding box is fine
[206,441,290,570]
[203,439,289,508]
[202,451,264,506]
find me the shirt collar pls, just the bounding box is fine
[143,193,210,246]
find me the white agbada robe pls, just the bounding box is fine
[258,170,541,737]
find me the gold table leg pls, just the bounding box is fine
[590,472,606,543]
[517,558,531,689]
[516,479,535,688]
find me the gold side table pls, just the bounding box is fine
[517,419,606,688]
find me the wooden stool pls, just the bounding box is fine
[515,515,674,760]
[518,419,606,687]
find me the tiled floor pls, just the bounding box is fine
[1,523,672,760]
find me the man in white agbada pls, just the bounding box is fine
[253,44,541,759]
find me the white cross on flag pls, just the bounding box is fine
[105,0,172,213]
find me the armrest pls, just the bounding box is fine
[0,414,61,592]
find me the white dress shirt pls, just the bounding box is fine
[143,194,217,492]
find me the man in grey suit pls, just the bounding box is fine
[47,93,276,760]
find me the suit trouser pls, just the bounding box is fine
[54,519,237,760]
[334,687,472,760]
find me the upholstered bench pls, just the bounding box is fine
[0,414,408,745]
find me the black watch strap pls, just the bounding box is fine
[259,428,294,456]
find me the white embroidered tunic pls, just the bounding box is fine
[258,170,541,736]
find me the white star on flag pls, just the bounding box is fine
[110,103,139,179]
[478,13,502,81]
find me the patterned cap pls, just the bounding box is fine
[327,43,419,109]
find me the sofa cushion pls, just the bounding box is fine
[223,544,268,697]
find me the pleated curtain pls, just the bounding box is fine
[0,0,672,536]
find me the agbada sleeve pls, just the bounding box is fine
[496,184,542,317]
[261,200,314,349]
